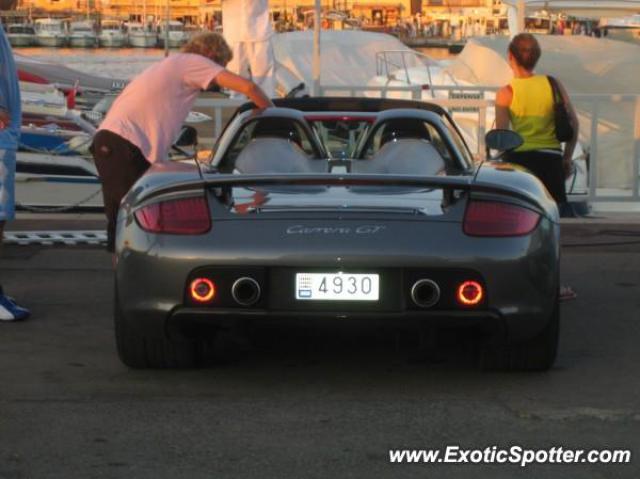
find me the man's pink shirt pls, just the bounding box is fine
[99,53,223,163]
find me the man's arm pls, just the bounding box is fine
[494,85,512,130]
[556,79,579,174]
[211,71,274,109]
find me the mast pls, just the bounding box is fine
[164,0,169,57]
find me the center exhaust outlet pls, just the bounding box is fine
[231,277,261,306]
[410,279,441,308]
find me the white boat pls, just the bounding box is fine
[16,54,128,96]
[15,153,103,210]
[157,20,189,48]
[273,30,589,199]
[69,20,97,48]
[34,18,68,47]
[19,81,68,116]
[127,22,157,48]
[98,20,127,47]
[601,14,640,43]
[6,23,36,47]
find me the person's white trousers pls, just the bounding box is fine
[227,39,276,98]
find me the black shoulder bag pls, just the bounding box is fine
[547,75,574,142]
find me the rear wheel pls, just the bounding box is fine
[479,299,559,371]
[114,292,200,369]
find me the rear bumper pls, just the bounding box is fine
[121,297,554,345]
[116,217,559,344]
[166,306,506,340]
[156,306,506,337]
[169,306,502,324]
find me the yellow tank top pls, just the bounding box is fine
[509,75,561,152]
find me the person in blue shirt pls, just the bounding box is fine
[0,22,30,321]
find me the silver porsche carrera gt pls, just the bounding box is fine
[114,98,561,370]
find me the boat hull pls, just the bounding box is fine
[98,33,126,47]
[8,35,34,47]
[605,28,640,44]
[36,35,67,47]
[129,34,156,48]
[157,35,187,48]
[15,172,104,209]
[15,151,103,209]
[69,36,97,48]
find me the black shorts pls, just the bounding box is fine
[505,150,567,205]
[91,130,150,252]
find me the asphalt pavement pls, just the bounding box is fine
[1,213,639,478]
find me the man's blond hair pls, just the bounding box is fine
[182,32,233,66]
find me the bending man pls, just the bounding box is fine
[92,32,273,254]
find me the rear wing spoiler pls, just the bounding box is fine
[137,173,544,211]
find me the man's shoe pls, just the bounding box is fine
[0,294,30,321]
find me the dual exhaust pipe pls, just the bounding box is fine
[410,279,441,308]
[231,277,261,306]
[193,276,442,308]
[233,277,440,308]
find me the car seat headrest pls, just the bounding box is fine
[252,118,302,146]
[380,119,431,146]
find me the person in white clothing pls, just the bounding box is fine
[222,0,276,98]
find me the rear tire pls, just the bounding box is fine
[114,292,199,369]
[480,299,559,371]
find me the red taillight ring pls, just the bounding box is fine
[190,278,215,303]
[457,281,483,306]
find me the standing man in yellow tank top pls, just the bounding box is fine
[495,33,579,209]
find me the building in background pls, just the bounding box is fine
[3,0,488,28]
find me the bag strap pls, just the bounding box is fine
[547,75,563,105]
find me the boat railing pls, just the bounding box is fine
[375,49,463,99]
[195,89,640,205]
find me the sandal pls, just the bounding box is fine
[560,285,577,302]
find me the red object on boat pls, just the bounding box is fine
[18,70,50,85]
[66,81,79,109]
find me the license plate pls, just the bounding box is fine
[295,273,379,301]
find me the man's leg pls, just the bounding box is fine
[91,130,150,255]
[248,40,276,98]
[226,42,251,100]
[0,148,30,321]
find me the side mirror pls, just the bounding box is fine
[485,129,523,152]
[175,126,198,147]
[485,129,523,157]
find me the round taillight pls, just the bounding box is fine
[457,281,483,306]
[190,278,215,303]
